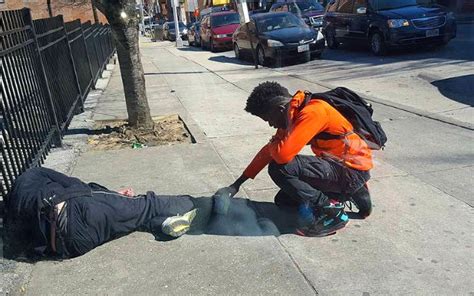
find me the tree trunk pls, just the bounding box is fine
[95,0,154,129]
[47,0,53,17]
[91,0,99,24]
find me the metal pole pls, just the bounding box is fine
[172,0,184,47]
[140,0,146,35]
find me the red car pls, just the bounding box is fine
[200,11,240,52]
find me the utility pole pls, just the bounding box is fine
[172,0,184,47]
[140,0,146,35]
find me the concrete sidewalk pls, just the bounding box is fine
[20,39,474,295]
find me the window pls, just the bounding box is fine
[352,0,366,12]
[288,3,300,14]
[211,13,240,27]
[327,0,338,12]
[336,0,354,13]
[273,4,288,12]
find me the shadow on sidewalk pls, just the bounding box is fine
[184,197,364,238]
[431,74,474,106]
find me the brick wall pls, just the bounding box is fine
[0,0,108,23]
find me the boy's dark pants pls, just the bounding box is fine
[268,155,370,209]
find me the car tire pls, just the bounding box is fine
[370,32,387,56]
[257,46,266,66]
[311,51,323,60]
[210,39,216,52]
[234,43,241,59]
[326,29,339,49]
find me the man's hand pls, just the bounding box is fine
[212,185,238,215]
[118,188,135,197]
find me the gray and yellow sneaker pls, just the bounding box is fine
[161,209,197,237]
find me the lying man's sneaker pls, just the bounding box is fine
[296,202,348,237]
[349,183,372,218]
[161,209,197,237]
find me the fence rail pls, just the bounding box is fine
[0,8,115,200]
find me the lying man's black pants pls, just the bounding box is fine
[60,191,194,257]
[268,155,370,209]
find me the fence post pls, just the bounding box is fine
[60,15,84,109]
[26,9,62,147]
[81,23,95,90]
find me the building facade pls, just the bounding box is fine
[0,0,107,23]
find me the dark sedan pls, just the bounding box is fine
[270,0,325,28]
[187,22,201,46]
[233,12,325,66]
[163,22,188,41]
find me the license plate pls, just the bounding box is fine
[297,44,309,53]
[426,29,439,37]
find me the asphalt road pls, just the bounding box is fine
[208,24,474,125]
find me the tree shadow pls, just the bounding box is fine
[431,74,474,106]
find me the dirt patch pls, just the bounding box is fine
[88,114,192,150]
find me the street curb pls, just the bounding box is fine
[289,74,474,131]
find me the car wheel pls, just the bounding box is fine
[370,32,387,56]
[326,29,339,49]
[311,51,323,60]
[234,43,241,59]
[257,46,266,66]
[210,39,216,52]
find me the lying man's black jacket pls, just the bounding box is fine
[6,167,195,258]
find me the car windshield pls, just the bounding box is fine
[211,13,240,27]
[369,0,435,11]
[257,14,305,32]
[168,22,186,30]
[294,1,324,12]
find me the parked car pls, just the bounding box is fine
[187,22,202,46]
[163,22,188,41]
[270,0,325,28]
[233,12,325,65]
[323,0,457,55]
[200,11,241,52]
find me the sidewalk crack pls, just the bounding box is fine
[276,237,319,295]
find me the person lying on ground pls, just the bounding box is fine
[214,81,374,237]
[6,167,208,259]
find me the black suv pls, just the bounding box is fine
[323,0,457,55]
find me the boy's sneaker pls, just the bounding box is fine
[349,183,372,218]
[161,209,197,237]
[296,201,349,237]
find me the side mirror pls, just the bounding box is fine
[357,7,367,14]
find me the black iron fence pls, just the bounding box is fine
[0,8,115,199]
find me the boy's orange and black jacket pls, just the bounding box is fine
[243,91,373,179]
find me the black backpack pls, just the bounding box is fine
[305,87,387,150]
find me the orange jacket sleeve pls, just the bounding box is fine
[243,106,328,178]
[242,129,286,179]
[269,106,328,164]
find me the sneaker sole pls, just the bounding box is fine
[162,209,197,237]
[296,220,349,237]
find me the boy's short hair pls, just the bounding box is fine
[245,81,291,117]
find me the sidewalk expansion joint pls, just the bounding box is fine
[276,237,319,295]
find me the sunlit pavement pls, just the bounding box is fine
[16,29,474,295]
